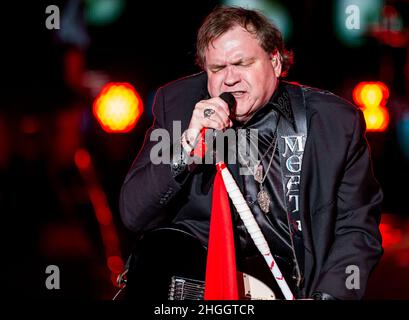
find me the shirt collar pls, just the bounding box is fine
[238,81,296,129]
[267,81,295,126]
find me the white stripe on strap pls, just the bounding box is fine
[218,162,294,300]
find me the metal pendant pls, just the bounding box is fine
[257,186,270,213]
[254,163,263,183]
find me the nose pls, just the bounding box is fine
[223,66,240,87]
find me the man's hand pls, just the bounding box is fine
[184,97,233,145]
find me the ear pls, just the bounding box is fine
[270,52,282,78]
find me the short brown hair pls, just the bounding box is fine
[196,6,293,77]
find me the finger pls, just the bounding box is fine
[208,98,230,118]
[204,111,228,130]
[203,117,225,131]
[202,104,231,128]
[195,101,231,129]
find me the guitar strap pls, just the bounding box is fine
[275,82,307,289]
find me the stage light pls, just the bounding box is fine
[379,222,403,248]
[362,106,390,132]
[354,82,389,108]
[85,0,126,26]
[74,149,91,170]
[352,82,390,132]
[397,112,409,160]
[107,255,124,274]
[74,147,125,287]
[93,82,143,133]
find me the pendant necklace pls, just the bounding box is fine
[254,132,278,213]
[238,128,278,214]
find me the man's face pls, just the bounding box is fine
[205,25,282,123]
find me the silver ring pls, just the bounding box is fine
[203,108,215,119]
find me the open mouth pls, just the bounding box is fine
[230,91,246,98]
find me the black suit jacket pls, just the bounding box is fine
[120,72,383,299]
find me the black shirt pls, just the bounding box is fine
[229,83,296,285]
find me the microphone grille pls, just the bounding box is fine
[219,92,236,111]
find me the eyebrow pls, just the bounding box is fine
[208,57,255,69]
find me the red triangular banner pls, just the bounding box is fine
[204,168,238,300]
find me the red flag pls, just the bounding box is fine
[204,165,238,300]
[192,130,207,159]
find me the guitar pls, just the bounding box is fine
[121,227,296,300]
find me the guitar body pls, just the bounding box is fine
[126,227,207,300]
[124,227,296,300]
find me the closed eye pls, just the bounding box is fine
[233,58,254,67]
[208,59,254,72]
[209,65,226,73]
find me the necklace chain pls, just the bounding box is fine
[238,129,278,180]
[254,133,278,184]
[238,116,281,214]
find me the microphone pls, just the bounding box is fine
[219,92,236,113]
[192,92,236,160]
[206,92,236,137]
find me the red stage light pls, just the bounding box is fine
[74,148,91,170]
[379,222,403,248]
[93,82,143,133]
[107,255,124,274]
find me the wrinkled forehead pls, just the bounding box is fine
[204,26,265,64]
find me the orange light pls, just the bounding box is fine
[363,106,390,132]
[353,82,389,108]
[93,82,143,133]
[352,82,390,132]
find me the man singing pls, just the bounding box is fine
[119,6,383,300]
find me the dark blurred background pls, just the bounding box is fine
[0,0,408,299]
